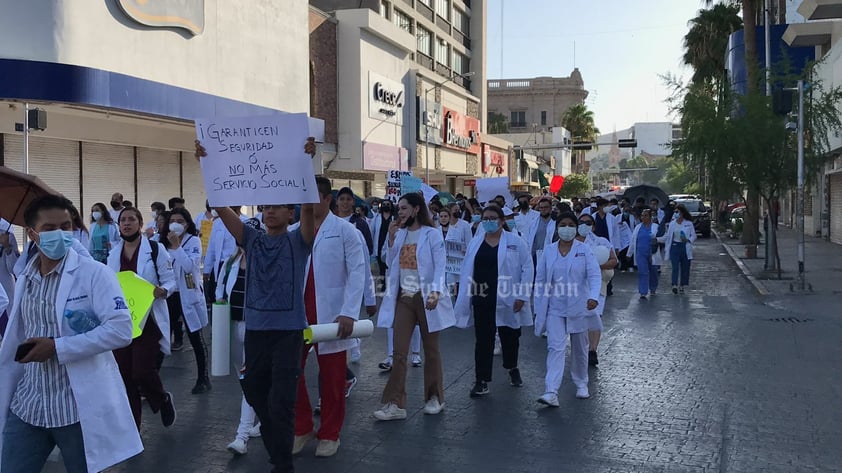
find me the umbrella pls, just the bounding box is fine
[0,165,62,227]
[621,184,669,208]
[435,192,456,205]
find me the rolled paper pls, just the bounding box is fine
[593,246,610,266]
[600,269,615,297]
[211,303,231,377]
[303,319,375,345]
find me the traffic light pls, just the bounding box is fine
[772,89,794,115]
[618,139,637,148]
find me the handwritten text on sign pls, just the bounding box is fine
[445,240,466,274]
[386,170,412,203]
[195,114,319,206]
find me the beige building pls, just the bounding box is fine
[486,69,588,133]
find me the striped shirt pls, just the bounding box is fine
[10,256,80,428]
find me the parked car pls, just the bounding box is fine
[675,198,711,238]
[669,194,700,201]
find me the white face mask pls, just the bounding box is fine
[150,212,158,221]
[577,224,592,237]
[91,211,102,221]
[169,222,185,236]
[557,226,577,242]
[211,209,219,218]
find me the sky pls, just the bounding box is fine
[486,0,706,133]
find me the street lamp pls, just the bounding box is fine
[424,71,475,184]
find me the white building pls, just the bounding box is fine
[0,0,311,220]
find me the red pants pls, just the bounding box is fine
[294,346,347,441]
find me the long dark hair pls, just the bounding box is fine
[91,202,114,224]
[69,203,89,235]
[163,208,198,249]
[399,193,435,228]
[675,204,692,221]
[481,205,510,232]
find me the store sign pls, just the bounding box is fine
[463,179,477,187]
[363,142,408,172]
[369,72,404,125]
[441,107,481,155]
[482,144,508,176]
[417,98,442,145]
[117,0,204,36]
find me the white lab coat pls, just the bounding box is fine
[442,220,472,279]
[204,215,248,278]
[107,238,177,355]
[0,284,7,319]
[13,239,92,277]
[660,219,697,260]
[0,250,143,473]
[627,223,664,267]
[513,208,540,232]
[533,240,601,336]
[215,252,243,302]
[579,233,614,317]
[524,216,556,255]
[454,230,534,329]
[166,234,208,332]
[73,229,90,252]
[0,231,19,302]
[370,213,393,258]
[377,226,455,333]
[305,214,366,354]
[358,231,377,307]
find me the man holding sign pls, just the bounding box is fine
[196,136,316,473]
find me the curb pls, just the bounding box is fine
[713,229,769,297]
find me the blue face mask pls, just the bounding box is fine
[508,220,517,231]
[471,214,481,223]
[37,230,74,260]
[481,220,500,233]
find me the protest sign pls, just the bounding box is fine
[445,240,466,274]
[476,177,511,205]
[400,174,422,194]
[116,271,156,339]
[386,170,412,203]
[195,113,319,206]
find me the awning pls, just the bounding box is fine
[521,159,539,170]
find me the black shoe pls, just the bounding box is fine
[588,350,599,367]
[672,286,679,295]
[191,378,212,394]
[470,381,489,397]
[161,392,176,427]
[313,398,321,416]
[509,368,523,387]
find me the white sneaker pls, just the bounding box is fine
[378,355,393,371]
[575,387,591,399]
[422,396,444,415]
[292,431,315,455]
[227,438,248,455]
[315,439,340,457]
[373,402,407,421]
[248,423,262,438]
[410,352,422,367]
[537,392,560,407]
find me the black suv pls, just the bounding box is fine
[675,199,711,238]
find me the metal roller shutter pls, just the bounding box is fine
[830,173,842,245]
[2,135,25,248]
[180,150,208,218]
[3,135,80,205]
[137,148,180,212]
[81,142,135,214]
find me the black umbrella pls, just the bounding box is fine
[621,185,669,207]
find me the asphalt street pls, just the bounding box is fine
[44,237,842,473]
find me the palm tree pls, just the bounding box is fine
[683,3,742,87]
[562,103,600,173]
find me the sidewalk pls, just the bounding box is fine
[716,225,842,296]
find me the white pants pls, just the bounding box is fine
[232,320,258,442]
[544,317,589,394]
[350,338,361,358]
[386,326,421,356]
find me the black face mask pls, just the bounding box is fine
[111,201,122,210]
[381,207,392,214]
[403,215,416,228]
[519,201,529,210]
[120,231,141,242]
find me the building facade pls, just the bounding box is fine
[486,70,588,133]
[0,0,312,224]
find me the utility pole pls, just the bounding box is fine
[795,79,806,291]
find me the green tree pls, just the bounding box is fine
[683,3,742,87]
[487,112,509,134]
[557,173,591,199]
[562,103,600,172]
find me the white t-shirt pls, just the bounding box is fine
[399,229,421,294]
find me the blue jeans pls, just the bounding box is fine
[637,256,660,295]
[669,242,691,286]
[1,412,87,473]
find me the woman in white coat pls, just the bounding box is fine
[454,206,533,396]
[660,204,697,294]
[440,207,472,295]
[374,193,455,421]
[0,222,19,312]
[575,213,619,368]
[533,212,601,407]
[162,208,211,394]
[89,202,120,264]
[107,207,178,429]
[627,209,663,299]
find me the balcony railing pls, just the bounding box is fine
[417,1,434,21]
[417,51,434,70]
[436,15,450,31]
[510,122,527,128]
[488,79,531,89]
[401,0,413,6]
